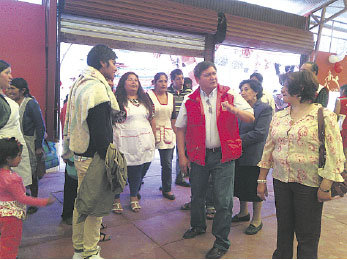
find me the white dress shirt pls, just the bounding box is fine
[175,87,253,149]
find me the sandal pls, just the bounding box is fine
[112,202,123,214]
[130,201,141,213]
[100,223,107,230]
[206,207,216,220]
[99,232,111,242]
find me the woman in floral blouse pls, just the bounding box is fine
[257,70,344,259]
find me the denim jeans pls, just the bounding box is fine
[115,162,151,199]
[159,148,174,192]
[190,149,235,251]
[272,179,323,259]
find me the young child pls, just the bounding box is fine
[0,137,54,258]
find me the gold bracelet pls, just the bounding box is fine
[319,186,331,193]
[257,179,267,183]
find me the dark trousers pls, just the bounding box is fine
[62,169,78,220]
[115,162,151,199]
[158,148,174,192]
[272,179,323,259]
[190,150,235,251]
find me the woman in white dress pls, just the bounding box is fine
[112,72,155,213]
[148,72,177,200]
[0,60,32,186]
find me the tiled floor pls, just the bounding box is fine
[17,151,347,259]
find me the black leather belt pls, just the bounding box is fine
[206,147,221,152]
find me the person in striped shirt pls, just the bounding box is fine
[168,69,191,187]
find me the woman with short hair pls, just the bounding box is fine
[257,70,345,258]
[232,79,272,235]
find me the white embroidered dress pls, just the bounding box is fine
[148,90,176,149]
[113,102,155,166]
[0,97,32,186]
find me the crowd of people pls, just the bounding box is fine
[0,43,346,259]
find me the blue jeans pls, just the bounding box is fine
[115,162,151,199]
[159,148,174,192]
[190,149,235,251]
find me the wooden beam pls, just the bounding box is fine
[310,8,347,29]
[313,7,326,62]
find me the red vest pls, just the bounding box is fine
[185,85,242,166]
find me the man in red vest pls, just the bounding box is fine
[176,61,254,259]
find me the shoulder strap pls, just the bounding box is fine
[318,107,326,168]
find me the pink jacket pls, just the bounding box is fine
[0,168,48,207]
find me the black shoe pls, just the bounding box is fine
[245,222,263,235]
[205,247,227,259]
[231,213,250,222]
[27,206,38,215]
[175,180,190,187]
[162,191,175,200]
[180,202,191,210]
[183,227,206,239]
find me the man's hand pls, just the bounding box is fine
[179,155,191,175]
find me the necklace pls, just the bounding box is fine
[128,98,140,107]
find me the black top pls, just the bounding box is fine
[75,102,113,160]
[22,98,46,149]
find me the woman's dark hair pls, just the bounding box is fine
[250,72,263,83]
[285,70,318,103]
[115,72,153,115]
[0,137,23,166]
[87,44,117,70]
[340,84,347,96]
[303,61,319,75]
[0,60,10,73]
[153,72,168,85]
[194,61,216,79]
[239,79,263,100]
[11,78,32,98]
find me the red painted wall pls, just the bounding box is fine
[315,51,346,92]
[0,0,46,117]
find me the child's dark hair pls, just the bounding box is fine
[0,137,23,166]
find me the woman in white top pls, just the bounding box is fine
[113,72,155,213]
[0,60,32,187]
[148,73,177,200]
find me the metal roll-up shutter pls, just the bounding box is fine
[224,14,314,54]
[62,0,218,35]
[60,14,206,57]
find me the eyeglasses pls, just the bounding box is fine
[206,99,212,114]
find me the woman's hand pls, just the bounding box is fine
[317,178,333,202]
[317,189,332,202]
[257,183,268,201]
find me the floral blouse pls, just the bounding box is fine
[258,104,345,187]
